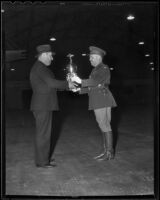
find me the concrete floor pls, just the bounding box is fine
[4,95,154,197]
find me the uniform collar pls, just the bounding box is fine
[37,60,47,67]
[94,62,103,70]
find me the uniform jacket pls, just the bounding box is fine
[30,60,68,111]
[80,62,117,110]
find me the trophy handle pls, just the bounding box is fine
[67,53,74,64]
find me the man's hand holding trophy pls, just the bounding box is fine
[66,54,82,93]
[69,74,82,92]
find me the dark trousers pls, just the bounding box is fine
[33,110,52,166]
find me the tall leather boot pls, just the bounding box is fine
[97,131,114,161]
[94,131,107,159]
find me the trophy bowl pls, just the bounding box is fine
[66,63,77,76]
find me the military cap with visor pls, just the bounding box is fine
[89,46,106,57]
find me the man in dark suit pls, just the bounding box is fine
[30,44,76,168]
[71,46,117,161]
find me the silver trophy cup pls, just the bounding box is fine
[66,53,77,81]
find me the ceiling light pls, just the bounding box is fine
[1,9,4,13]
[127,15,135,20]
[59,2,65,5]
[82,54,87,56]
[50,37,56,41]
[149,62,154,65]
[150,67,154,71]
[145,54,150,57]
[138,41,144,45]
[10,68,15,71]
[110,67,114,70]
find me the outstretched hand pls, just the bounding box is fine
[70,74,82,84]
[68,81,78,90]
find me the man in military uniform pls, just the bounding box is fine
[30,44,76,168]
[71,46,117,161]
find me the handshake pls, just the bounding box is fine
[68,74,82,92]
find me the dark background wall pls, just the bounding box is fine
[2,2,158,110]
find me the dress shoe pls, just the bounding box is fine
[50,157,56,165]
[50,160,56,166]
[50,158,55,162]
[36,163,56,168]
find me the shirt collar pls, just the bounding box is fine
[94,62,103,70]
